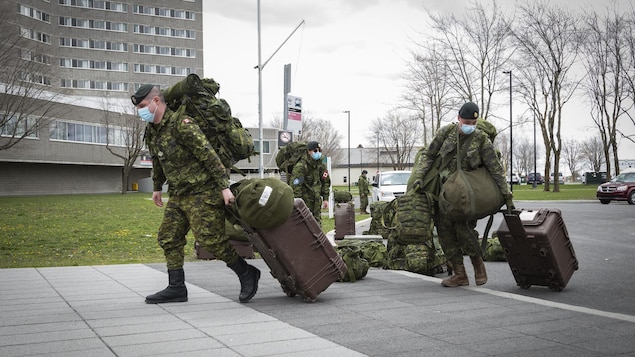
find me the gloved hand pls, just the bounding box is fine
[412,180,423,194]
[505,194,515,214]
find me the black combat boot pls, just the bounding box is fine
[228,257,261,303]
[145,268,188,304]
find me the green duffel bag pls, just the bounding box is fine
[333,190,353,203]
[336,240,370,282]
[230,178,294,230]
[387,238,446,276]
[482,233,506,261]
[360,241,388,268]
[225,220,249,242]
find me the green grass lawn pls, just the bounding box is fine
[0,184,596,268]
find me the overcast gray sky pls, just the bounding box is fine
[202,0,635,167]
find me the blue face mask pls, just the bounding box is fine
[460,123,476,135]
[138,101,156,123]
[311,151,323,160]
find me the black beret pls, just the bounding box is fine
[307,141,321,151]
[459,102,479,120]
[131,84,154,105]
[362,170,368,174]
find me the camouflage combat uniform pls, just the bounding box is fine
[146,108,239,269]
[358,173,370,212]
[288,155,330,224]
[412,124,509,268]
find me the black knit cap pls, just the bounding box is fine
[458,102,479,120]
[131,84,154,105]
[307,141,321,151]
[362,170,368,174]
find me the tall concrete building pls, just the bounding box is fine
[0,0,278,196]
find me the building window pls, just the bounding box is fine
[60,79,128,92]
[21,50,51,65]
[133,64,193,76]
[20,27,51,44]
[133,5,195,20]
[19,72,51,86]
[133,44,196,58]
[253,140,270,154]
[60,37,127,52]
[58,0,127,13]
[60,58,128,72]
[133,25,196,39]
[0,114,38,138]
[59,16,127,32]
[19,4,51,23]
[49,120,130,146]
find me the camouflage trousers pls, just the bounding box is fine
[435,214,480,267]
[158,192,239,269]
[359,194,369,211]
[301,194,322,226]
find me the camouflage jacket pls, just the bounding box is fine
[145,108,229,196]
[412,123,510,197]
[358,175,370,195]
[288,154,330,201]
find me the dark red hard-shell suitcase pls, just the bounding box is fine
[334,202,356,240]
[249,198,347,302]
[496,209,578,291]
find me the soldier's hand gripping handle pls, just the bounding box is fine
[222,188,235,205]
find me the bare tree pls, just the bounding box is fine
[270,112,344,165]
[425,0,515,121]
[102,98,146,194]
[511,1,582,192]
[0,2,64,150]
[369,110,421,170]
[561,138,583,181]
[581,5,633,179]
[512,137,533,178]
[617,6,635,147]
[402,45,454,146]
[580,136,606,172]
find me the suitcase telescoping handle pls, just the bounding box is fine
[502,209,528,239]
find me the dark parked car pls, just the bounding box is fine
[596,169,635,205]
[526,172,544,185]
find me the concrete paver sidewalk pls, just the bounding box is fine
[1,261,634,357]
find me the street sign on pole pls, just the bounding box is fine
[287,95,302,135]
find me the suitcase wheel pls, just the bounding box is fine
[520,283,531,289]
[548,282,563,292]
[281,284,296,298]
[302,295,317,303]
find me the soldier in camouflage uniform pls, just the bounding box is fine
[411,102,514,287]
[358,170,370,214]
[288,141,330,225]
[131,84,260,304]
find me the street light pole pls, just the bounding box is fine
[533,114,537,189]
[343,110,351,192]
[503,70,513,193]
[376,131,380,174]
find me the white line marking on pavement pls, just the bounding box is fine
[393,270,635,323]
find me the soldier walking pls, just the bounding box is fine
[411,102,514,287]
[288,141,331,225]
[358,170,370,214]
[131,84,260,304]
